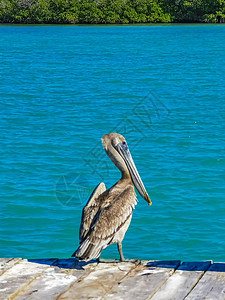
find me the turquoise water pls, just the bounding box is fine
[0,24,225,262]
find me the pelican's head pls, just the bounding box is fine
[102,133,151,205]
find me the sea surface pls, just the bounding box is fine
[0,24,225,262]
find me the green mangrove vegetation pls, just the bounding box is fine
[0,0,225,24]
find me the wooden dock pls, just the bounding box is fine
[1,258,225,300]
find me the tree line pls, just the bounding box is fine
[0,0,225,24]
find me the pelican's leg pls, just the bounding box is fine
[117,242,125,262]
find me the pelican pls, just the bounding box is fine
[72,133,151,262]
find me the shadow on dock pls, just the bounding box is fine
[147,260,225,272]
[28,258,96,270]
[27,258,225,272]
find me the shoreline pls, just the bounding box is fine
[1,22,225,26]
[1,0,225,25]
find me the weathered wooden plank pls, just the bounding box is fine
[0,258,57,300]
[13,259,85,300]
[149,261,211,300]
[105,260,180,300]
[0,258,22,276]
[0,258,224,300]
[58,260,139,300]
[185,262,225,300]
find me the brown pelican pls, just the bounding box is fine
[72,133,151,262]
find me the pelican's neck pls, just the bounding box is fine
[121,169,131,181]
[115,173,133,190]
[105,143,132,182]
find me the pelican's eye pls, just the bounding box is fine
[120,140,128,152]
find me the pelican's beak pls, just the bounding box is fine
[116,142,152,205]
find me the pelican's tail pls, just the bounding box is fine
[72,238,105,261]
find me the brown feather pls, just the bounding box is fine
[79,182,106,243]
[74,181,137,260]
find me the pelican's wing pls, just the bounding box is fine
[79,182,106,243]
[76,185,136,260]
[90,185,136,241]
